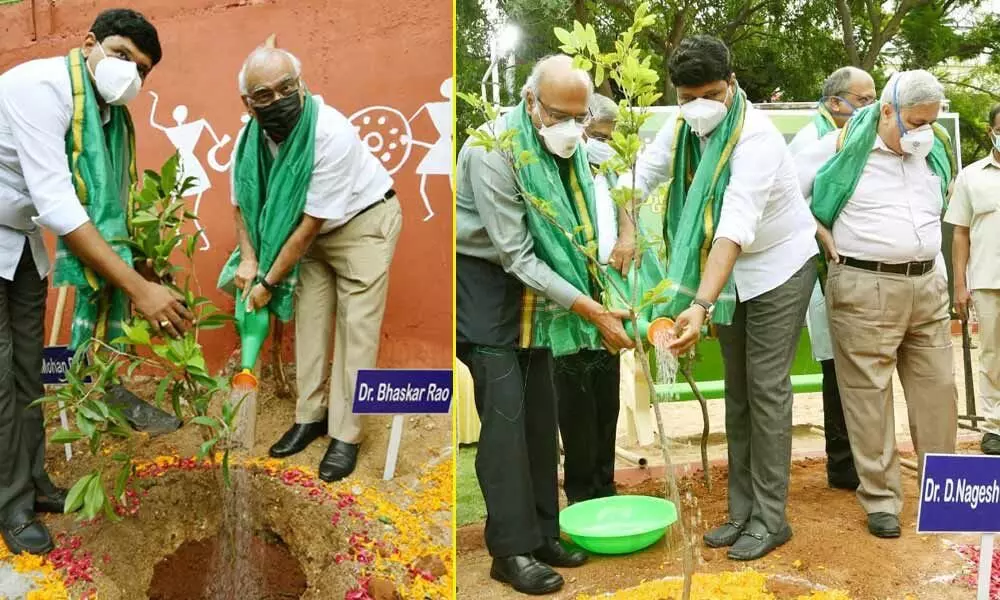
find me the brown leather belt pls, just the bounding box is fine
[838,255,935,277]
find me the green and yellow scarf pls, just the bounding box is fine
[217,94,319,322]
[812,102,838,139]
[810,103,956,287]
[53,48,137,351]
[506,102,605,357]
[660,87,748,327]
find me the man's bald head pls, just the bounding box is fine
[522,54,593,131]
[822,66,877,126]
[238,46,302,99]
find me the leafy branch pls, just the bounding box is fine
[34,153,239,521]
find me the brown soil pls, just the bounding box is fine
[147,529,308,600]
[457,458,977,600]
[36,369,453,599]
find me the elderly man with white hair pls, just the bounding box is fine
[218,43,402,482]
[796,69,958,539]
[456,55,634,595]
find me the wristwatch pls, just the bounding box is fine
[691,298,714,319]
[261,277,279,293]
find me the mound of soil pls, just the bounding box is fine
[147,530,308,600]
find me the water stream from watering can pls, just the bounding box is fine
[204,383,260,600]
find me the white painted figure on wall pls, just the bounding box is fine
[348,77,453,222]
[148,91,233,250]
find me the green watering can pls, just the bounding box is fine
[232,293,270,389]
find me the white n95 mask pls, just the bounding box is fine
[89,43,142,106]
[585,138,615,165]
[535,105,584,159]
[901,124,934,159]
[679,90,730,137]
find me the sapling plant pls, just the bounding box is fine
[34,153,239,523]
[458,4,707,597]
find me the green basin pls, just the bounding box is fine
[559,495,677,555]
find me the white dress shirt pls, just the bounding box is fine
[787,121,820,157]
[631,106,817,302]
[943,153,1000,290]
[0,57,95,280]
[593,171,618,264]
[795,130,947,272]
[231,95,393,235]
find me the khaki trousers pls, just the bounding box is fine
[826,261,957,515]
[294,196,403,442]
[972,290,1000,435]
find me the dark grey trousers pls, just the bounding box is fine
[0,242,52,523]
[716,259,815,534]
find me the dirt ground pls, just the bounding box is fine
[20,367,453,600]
[456,457,980,600]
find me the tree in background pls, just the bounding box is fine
[457,0,1000,158]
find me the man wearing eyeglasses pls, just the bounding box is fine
[219,42,402,482]
[944,103,1000,456]
[456,54,634,595]
[787,66,876,493]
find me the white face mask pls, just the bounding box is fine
[679,88,731,137]
[534,104,584,159]
[900,124,934,158]
[88,42,142,106]
[992,131,1000,153]
[585,138,614,165]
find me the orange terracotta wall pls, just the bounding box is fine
[1,0,453,372]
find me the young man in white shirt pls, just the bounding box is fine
[0,9,192,555]
[945,103,1000,456]
[646,36,818,561]
[225,47,402,483]
[796,70,958,538]
[788,66,876,492]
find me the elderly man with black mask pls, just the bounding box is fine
[220,43,403,483]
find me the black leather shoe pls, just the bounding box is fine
[982,433,1000,456]
[703,520,744,548]
[268,421,327,458]
[867,512,901,538]
[318,439,360,482]
[35,488,73,514]
[490,555,564,595]
[1,511,53,555]
[532,537,587,568]
[727,524,792,561]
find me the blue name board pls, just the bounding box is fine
[41,346,89,385]
[917,453,1000,534]
[352,369,452,414]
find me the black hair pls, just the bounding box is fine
[91,9,162,67]
[667,35,732,88]
[989,103,1000,129]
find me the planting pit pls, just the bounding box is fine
[5,376,453,600]
[147,526,308,600]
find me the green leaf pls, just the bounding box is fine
[171,383,183,419]
[160,154,179,196]
[553,27,573,47]
[76,412,96,439]
[49,429,85,444]
[155,376,171,408]
[114,462,131,499]
[197,438,218,459]
[65,474,93,514]
[83,475,105,521]
[191,416,217,428]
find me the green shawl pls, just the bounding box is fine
[812,102,837,139]
[217,94,319,322]
[508,102,604,357]
[661,87,748,326]
[53,48,137,351]
[810,103,956,286]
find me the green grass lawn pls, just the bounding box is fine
[457,445,487,527]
